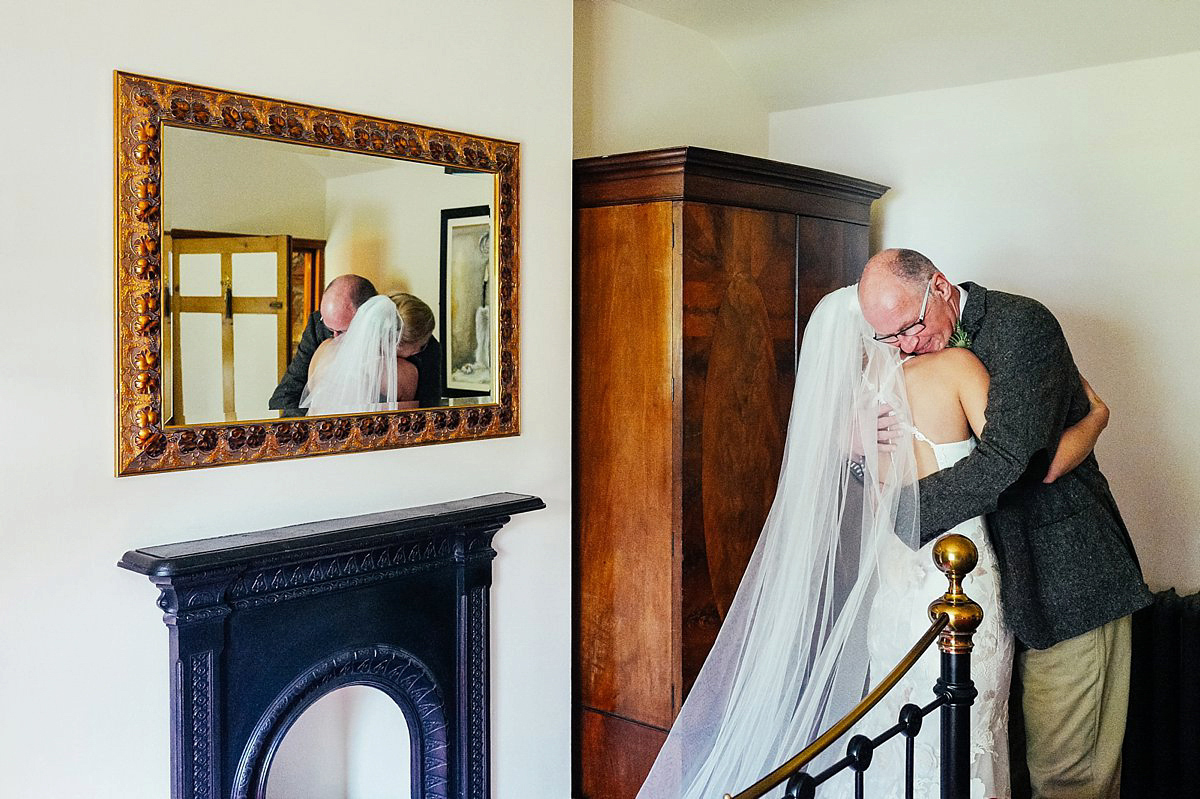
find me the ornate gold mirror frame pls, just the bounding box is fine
[115,72,520,475]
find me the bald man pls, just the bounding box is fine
[858,249,1151,799]
[269,274,378,416]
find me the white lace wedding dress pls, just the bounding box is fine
[636,287,1011,799]
[828,432,1013,799]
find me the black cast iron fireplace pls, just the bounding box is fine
[119,492,544,799]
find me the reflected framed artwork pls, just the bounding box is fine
[439,206,493,397]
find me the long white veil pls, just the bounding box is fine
[300,294,402,416]
[636,285,920,799]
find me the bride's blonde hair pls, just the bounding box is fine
[387,292,435,348]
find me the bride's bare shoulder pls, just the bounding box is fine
[904,347,983,374]
[903,348,987,390]
[309,338,337,378]
[396,355,420,400]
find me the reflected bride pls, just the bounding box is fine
[300,294,421,416]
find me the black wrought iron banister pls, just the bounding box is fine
[725,533,984,799]
[727,614,948,799]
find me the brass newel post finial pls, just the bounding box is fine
[928,534,984,654]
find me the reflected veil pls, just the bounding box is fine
[300,295,402,416]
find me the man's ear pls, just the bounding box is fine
[931,272,955,299]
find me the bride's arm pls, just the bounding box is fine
[956,359,1108,484]
[396,358,420,404]
[1042,376,1108,483]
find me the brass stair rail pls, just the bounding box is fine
[724,533,981,799]
[723,616,947,799]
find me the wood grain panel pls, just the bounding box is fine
[701,272,783,618]
[679,202,798,693]
[579,710,668,799]
[796,216,869,334]
[576,202,681,727]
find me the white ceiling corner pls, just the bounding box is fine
[612,0,1200,111]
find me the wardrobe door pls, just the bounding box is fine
[576,201,681,799]
[796,215,871,328]
[679,202,799,694]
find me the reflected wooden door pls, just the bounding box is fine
[165,234,289,424]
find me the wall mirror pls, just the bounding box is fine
[115,72,521,475]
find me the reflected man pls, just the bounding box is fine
[269,274,442,416]
[269,274,375,416]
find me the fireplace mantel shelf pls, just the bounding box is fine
[119,492,546,577]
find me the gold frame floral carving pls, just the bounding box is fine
[114,72,521,475]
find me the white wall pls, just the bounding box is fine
[771,51,1200,595]
[0,2,572,798]
[266,685,412,799]
[573,0,768,158]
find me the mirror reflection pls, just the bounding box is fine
[266,685,412,799]
[161,124,497,425]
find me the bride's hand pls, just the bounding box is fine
[1080,377,1109,424]
[876,403,900,452]
[851,403,900,462]
[1043,376,1109,483]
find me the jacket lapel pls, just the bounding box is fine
[958,281,986,342]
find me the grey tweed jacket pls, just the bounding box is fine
[911,282,1151,650]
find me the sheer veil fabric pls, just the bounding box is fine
[636,285,920,799]
[300,294,403,416]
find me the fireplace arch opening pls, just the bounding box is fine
[266,683,414,798]
[235,645,449,799]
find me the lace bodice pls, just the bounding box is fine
[908,425,977,471]
[827,430,1013,799]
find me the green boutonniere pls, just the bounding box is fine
[949,321,972,349]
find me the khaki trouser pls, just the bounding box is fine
[1016,614,1132,799]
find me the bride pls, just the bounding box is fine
[635,285,1106,799]
[300,293,420,415]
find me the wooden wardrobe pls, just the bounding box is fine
[573,147,887,799]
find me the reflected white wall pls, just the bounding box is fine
[323,165,494,319]
[163,126,327,238]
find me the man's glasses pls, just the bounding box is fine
[873,278,933,343]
